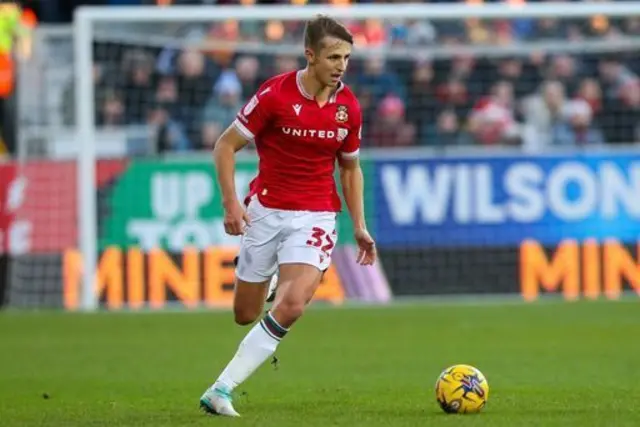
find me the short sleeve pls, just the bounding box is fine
[233,85,274,142]
[339,100,362,159]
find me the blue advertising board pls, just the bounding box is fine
[373,151,640,248]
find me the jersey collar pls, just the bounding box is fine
[296,69,314,100]
[329,81,345,104]
[296,69,345,104]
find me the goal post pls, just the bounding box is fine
[75,13,98,311]
[70,2,640,311]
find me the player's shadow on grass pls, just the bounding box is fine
[430,408,596,417]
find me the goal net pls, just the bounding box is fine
[5,3,640,310]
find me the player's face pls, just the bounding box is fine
[307,36,352,88]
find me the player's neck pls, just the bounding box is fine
[300,68,333,104]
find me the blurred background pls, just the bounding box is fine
[0,0,639,310]
[8,0,640,157]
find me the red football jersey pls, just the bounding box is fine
[233,70,362,212]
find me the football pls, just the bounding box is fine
[435,364,489,414]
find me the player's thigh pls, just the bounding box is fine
[233,242,275,322]
[273,212,337,309]
[234,197,281,284]
[234,197,281,313]
[279,211,337,276]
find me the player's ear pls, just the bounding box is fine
[304,47,316,65]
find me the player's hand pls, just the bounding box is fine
[354,228,376,266]
[223,199,250,236]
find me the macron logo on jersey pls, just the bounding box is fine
[282,127,349,141]
[293,104,302,116]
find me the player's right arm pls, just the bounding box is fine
[213,83,275,236]
[213,125,251,236]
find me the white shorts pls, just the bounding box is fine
[235,195,338,283]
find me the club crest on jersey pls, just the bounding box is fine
[335,105,348,123]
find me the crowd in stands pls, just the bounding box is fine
[60,1,640,152]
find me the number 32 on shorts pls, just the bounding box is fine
[306,227,336,260]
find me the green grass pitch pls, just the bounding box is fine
[1,298,639,426]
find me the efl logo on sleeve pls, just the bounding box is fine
[243,96,259,116]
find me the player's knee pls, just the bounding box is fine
[272,300,305,324]
[234,306,260,325]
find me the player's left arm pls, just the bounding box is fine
[338,105,376,266]
[338,156,365,230]
[339,156,376,266]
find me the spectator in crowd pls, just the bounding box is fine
[466,81,520,146]
[148,100,192,152]
[465,18,492,45]
[390,19,437,46]
[601,79,640,144]
[447,54,478,88]
[598,56,639,102]
[353,55,407,123]
[205,19,239,70]
[154,76,179,116]
[551,99,605,147]
[174,48,216,148]
[545,54,581,96]
[367,94,416,148]
[234,55,261,97]
[520,80,567,150]
[422,109,462,147]
[624,16,640,35]
[575,78,603,122]
[148,75,192,152]
[493,57,541,100]
[435,53,481,114]
[405,57,438,134]
[598,55,640,143]
[532,17,570,40]
[434,78,472,117]
[273,54,300,75]
[201,70,244,148]
[120,49,157,124]
[347,18,387,46]
[99,89,126,127]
